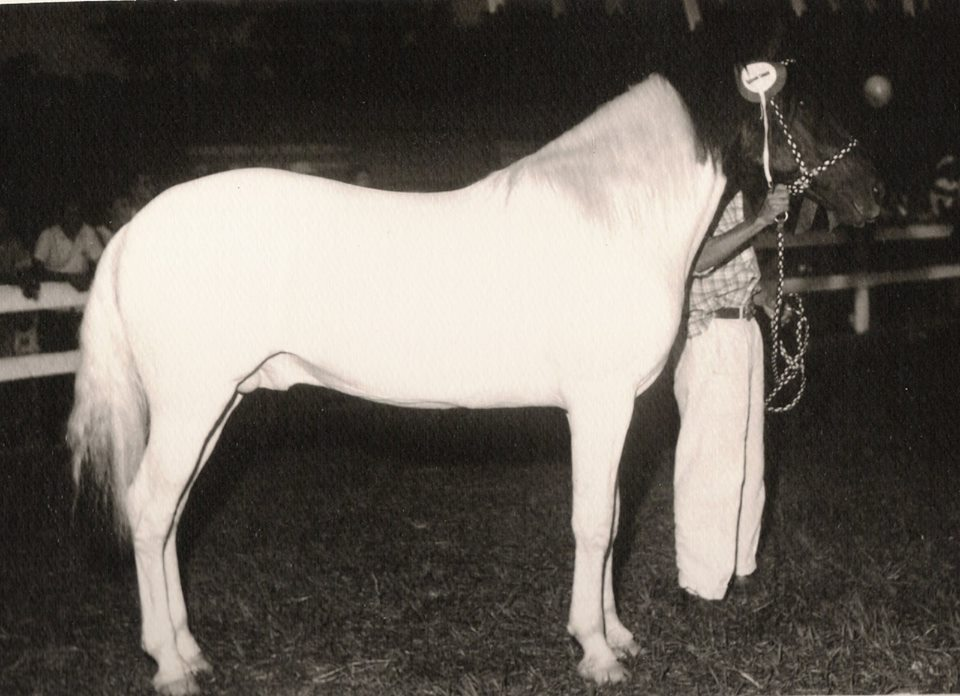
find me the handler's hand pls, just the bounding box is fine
[755,184,791,228]
[756,282,795,325]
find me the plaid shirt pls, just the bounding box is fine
[686,192,760,338]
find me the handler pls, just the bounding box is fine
[674,183,790,601]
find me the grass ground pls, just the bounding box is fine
[1,322,958,695]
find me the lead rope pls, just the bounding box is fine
[764,215,809,413]
[761,94,810,413]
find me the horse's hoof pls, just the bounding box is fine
[154,673,201,696]
[577,652,630,685]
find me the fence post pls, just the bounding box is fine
[852,285,870,334]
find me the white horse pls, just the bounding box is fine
[69,68,880,694]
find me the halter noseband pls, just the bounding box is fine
[768,98,859,197]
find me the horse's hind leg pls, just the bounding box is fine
[128,438,198,695]
[127,394,237,695]
[163,393,243,679]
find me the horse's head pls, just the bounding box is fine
[736,61,884,227]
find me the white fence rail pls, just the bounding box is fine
[755,223,958,334]
[0,224,955,383]
[0,283,87,383]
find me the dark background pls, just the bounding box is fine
[0,0,958,241]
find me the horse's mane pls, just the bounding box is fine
[503,75,711,226]
[536,74,696,165]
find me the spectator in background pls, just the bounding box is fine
[32,200,103,290]
[30,201,103,352]
[928,154,959,222]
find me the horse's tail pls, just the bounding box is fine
[67,229,148,540]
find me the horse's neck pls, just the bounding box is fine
[500,75,729,282]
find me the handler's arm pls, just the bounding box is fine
[693,185,791,273]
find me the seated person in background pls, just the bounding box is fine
[31,201,103,292]
[928,154,959,222]
[29,201,103,352]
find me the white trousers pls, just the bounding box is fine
[673,317,765,600]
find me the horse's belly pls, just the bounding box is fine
[274,286,569,408]
[272,266,679,410]
[236,349,559,409]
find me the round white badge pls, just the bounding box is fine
[737,62,787,103]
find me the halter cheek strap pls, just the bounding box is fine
[761,97,773,185]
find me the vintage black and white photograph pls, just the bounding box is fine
[0,0,957,694]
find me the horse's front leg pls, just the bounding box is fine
[565,386,636,685]
[604,487,641,659]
